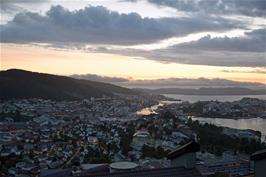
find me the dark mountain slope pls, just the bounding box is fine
[0,69,136,100]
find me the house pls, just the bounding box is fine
[132,130,152,150]
[251,149,266,177]
[167,141,200,169]
[203,102,220,114]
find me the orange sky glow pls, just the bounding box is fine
[1,44,265,84]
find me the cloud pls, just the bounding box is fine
[71,73,129,83]
[83,31,265,67]
[145,0,266,17]
[37,27,265,67]
[96,28,265,67]
[145,50,265,67]
[0,0,23,14]
[175,28,266,53]
[143,28,266,67]
[0,0,48,13]
[1,4,264,68]
[0,5,246,45]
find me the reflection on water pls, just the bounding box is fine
[164,94,266,103]
[136,103,162,115]
[136,101,180,115]
[192,117,266,141]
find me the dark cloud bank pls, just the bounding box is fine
[144,28,266,67]
[1,5,245,45]
[92,27,266,67]
[146,0,266,17]
[1,2,265,67]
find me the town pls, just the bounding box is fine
[0,95,266,177]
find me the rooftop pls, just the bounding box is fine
[78,166,202,177]
[251,149,266,161]
[109,162,138,170]
[167,141,200,160]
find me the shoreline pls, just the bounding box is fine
[191,116,266,120]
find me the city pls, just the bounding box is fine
[1,0,266,177]
[0,93,265,176]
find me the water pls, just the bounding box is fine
[164,94,266,103]
[136,101,180,115]
[136,103,163,115]
[192,117,266,141]
[137,96,266,141]
[136,105,158,115]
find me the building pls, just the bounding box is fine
[197,151,253,176]
[132,130,153,150]
[251,149,266,177]
[109,161,138,173]
[40,141,202,177]
[167,141,200,169]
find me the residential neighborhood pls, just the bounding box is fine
[0,96,266,177]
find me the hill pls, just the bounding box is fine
[134,87,266,95]
[0,69,137,100]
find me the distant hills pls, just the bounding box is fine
[135,87,266,95]
[1,69,264,100]
[71,73,266,89]
[0,69,137,100]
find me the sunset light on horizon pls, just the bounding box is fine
[1,43,265,84]
[0,0,265,86]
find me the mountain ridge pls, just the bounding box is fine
[0,69,137,100]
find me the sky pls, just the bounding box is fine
[0,0,266,86]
